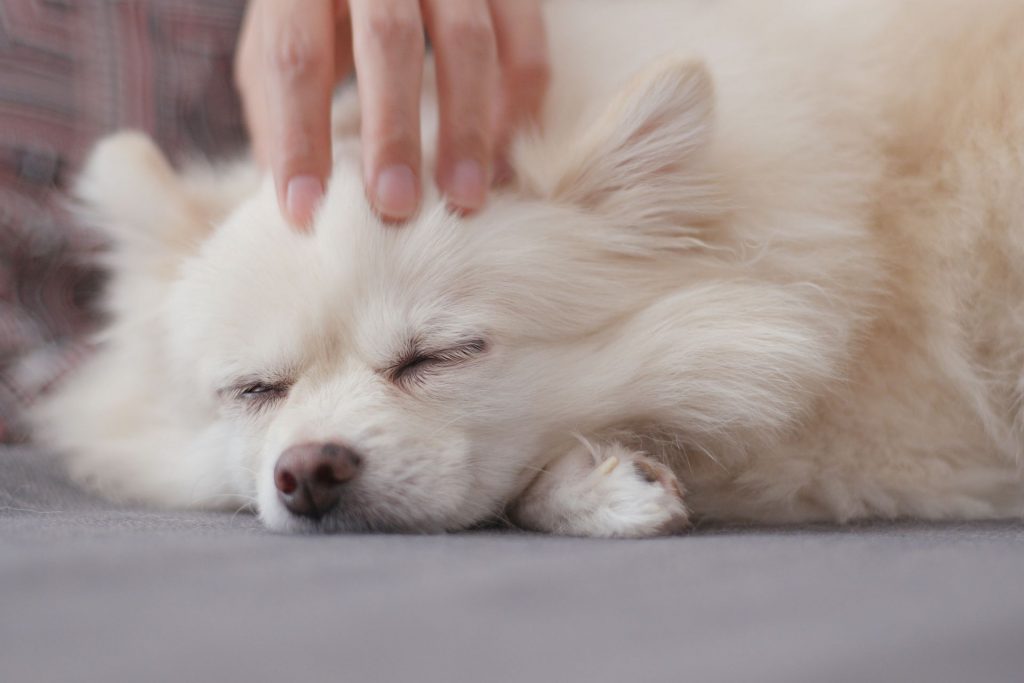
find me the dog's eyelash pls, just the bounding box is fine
[388,339,487,385]
[226,380,293,411]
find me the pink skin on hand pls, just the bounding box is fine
[234,0,550,228]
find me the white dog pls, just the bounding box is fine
[33,0,1024,536]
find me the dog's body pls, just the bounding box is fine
[34,0,1024,535]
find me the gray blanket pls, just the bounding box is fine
[2,445,1022,683]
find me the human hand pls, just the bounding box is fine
[235,0,550,228]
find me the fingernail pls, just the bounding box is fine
[374,164,418,221]
[285,175,324,229]
[447,160,487,212]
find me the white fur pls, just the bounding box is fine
[33,0,1024,536]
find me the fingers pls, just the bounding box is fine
[349,0,425,222]
[235,0,549,227]
[423,0,499,214]
[235,0,339,229]
[262,0,339,227]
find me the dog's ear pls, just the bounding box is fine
[75,132,261,268]
[524,59,723,242]
[75,132,212,259]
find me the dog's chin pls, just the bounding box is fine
[259,505,468,535]
[255,483,481,535]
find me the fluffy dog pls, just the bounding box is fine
[33,0,1024,536]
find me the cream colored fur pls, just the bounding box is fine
[32,0,1024,535]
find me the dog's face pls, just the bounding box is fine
[125,60,719,532]
[168,175,604,531]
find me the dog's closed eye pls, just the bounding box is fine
[387,339,488,387]
[223,379,293,412]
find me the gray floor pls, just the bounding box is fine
[2,445,1023,683]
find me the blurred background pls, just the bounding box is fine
[0,0,248,442]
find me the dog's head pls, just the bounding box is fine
[76,60,722,532]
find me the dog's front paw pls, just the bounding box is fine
[579,445,690,537]
[511,442,689,538]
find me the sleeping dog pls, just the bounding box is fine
[34,0,1024,535]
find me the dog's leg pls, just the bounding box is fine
[509,440,689,538]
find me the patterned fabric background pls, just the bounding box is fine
[0,0,248,442]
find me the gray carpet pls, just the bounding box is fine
[2,445,1022,683]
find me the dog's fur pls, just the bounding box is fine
[32,0,1024,536]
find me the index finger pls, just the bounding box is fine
[349,0,426,223]
[424,0,499,214]
[259,0,337,228]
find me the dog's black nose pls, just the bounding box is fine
[274,442,362,519]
